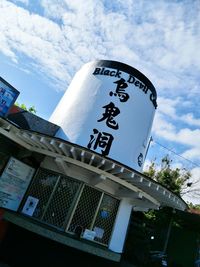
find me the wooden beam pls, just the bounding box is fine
[54,158,69,176]
[89,174,106,186]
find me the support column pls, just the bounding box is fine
[109,198,132,253]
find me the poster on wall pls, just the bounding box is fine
[0,157,35,211]
[0,77,20,117]
[93,226,104,239]
[21,196,39,216]
[82,229,96,241]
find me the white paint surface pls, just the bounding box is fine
[108,199,132,253]
[50,61,156,171]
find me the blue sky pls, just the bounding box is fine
[1,0,200,203]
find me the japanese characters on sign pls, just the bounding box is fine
[86,66,157,167]
[87,77,130,157]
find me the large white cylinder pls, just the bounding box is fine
[50,60,157,171]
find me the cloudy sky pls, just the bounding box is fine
[0,0,200,203]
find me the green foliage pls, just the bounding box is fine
[141,155,191,250]
[143,155,191,196]
[144,206,173,227]
[144,209,157,222]
[28,106,37,114]
[125,154,193,265]
[187,202,200,210]
[125,156,194,265]
[15,103,36,114]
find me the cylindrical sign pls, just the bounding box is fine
[50,60,157,171]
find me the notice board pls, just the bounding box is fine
[0,157,35,211]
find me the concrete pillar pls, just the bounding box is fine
[109,198,132,253]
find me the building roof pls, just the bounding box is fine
[0,111,188,212]
[7,105,59,136]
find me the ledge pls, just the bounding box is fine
[3,211,121,262]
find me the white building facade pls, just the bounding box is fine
[0,61,187,262]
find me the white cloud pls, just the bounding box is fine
[191,167,200,182]
[0,0,200,171]
[180,113,200,127]
[0,34,18,63]
[157,96,200,127]
[0,0,72,88]
[152,112,177,140]
[181,148,200,161]
[9,0,29,5]
[177,128,200,148]
[0,0,200,95]
[153,112,200,147]
[40,0,67,19]
[152,106,200,165]
[157,97,180,118]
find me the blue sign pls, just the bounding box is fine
[100,209,110,219]
[0,77,20,117]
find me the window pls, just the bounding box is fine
[21,168,119,245]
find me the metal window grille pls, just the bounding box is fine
[93,194,120,245]
[22,168,59,219]
[42,176,81,229]
[67,185,102,234]
[21,168,120,246]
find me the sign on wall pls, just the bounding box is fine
[21,196,39,216]
[0,77,20,117]
[82,229,96,241]
[0,157,35,211]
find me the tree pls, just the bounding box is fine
[142,156,190,250]
[15,103,36,114]
[124,156,200,266]
[187,202,200,210]
[143,155,191,197]
[143,156,197,254]
[124,156,195,266]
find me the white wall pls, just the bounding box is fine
[109,198,132,253]
[50,61,156,172]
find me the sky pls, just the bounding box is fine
[0,0,200,204]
